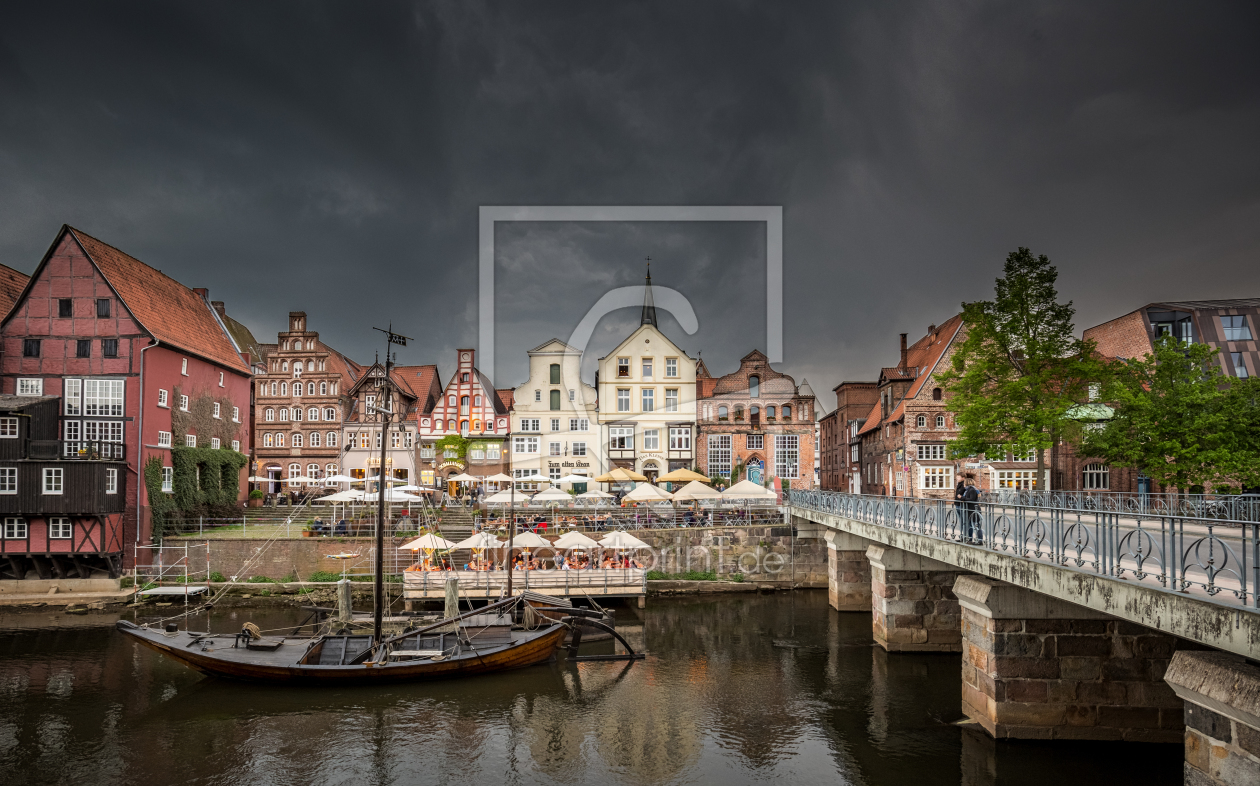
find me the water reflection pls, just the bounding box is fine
[0,592,1182,785]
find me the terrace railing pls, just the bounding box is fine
[789,488,1260,610]
[981,489,1260,522]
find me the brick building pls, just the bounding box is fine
[254,312,363,492]
[819,381,877,492]
[342,361,441,490]
[0,263,31,319]
[857,317,968,498]
[696,349,816,489]
[417,349,510,489]
[0,226,253,562]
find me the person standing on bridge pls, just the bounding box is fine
[961,477,981,544]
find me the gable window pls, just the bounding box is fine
[58,298,73,317]
[43,467,64,495]
[642,359,653,378]
[550,364,561,385]
[76,339,91,358]
[96,298,111,318]
[550,390,561,410]
[461,373,469,383]
[22,339,40,358]
[933,388,942,401]
[749,376,759,398]
[617,358,630,378]
[1222,315,1253,341]
[665,358,678,377]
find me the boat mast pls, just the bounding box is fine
[371,325,410,644]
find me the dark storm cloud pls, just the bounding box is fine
[0,1,1258,401]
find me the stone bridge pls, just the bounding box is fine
[788,489,1260,786]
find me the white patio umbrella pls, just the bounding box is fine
[364,475,406,483]
[577,489,614,499]
[672,480,722,500]
[319,490,364,502]
[598,530,650,549]
[553,530,600,549]
[485,489,531,505]
[286,475,319,483]
[721,479,777,499]
[448,472,481,483]
[483,473,514,483]
[554,473,592,484]
[247,475,271,482]
[531,487,572,503]
[323,474,360,483]
[362,490,423,502]
[513,472,550,483]
[453,531,503,550]
[398,533,457,551]
[624,483,674,502]
[505,530,551,549]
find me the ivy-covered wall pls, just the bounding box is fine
[171,385,243,449]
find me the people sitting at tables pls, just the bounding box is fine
[334,519,349,536]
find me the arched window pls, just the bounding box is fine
[936,415,946,428]
[263,433,273,447]
[550,364,561,384]
[307,360,315,371]
[269,381,277,396]
[751,405,759,417]
[265,408,274,422]
[1083,463,1109,490]
[327,432,337,448]
[279,408,289,421]
[319,381,327,396]
[325,464,338,484]
[280,381,288,396]
[292,433,303,448]
[309,431,321,447]
[916,415,926,428]
[473,420,481,432]
[292,408,302,421]
[294,365,302,378]
[308,407,319,421]
[288,462,300,480]
[282,360,288,372]
[324,407,336,421]
[307,382,315,395]
[734,406,744,421]
[448,420,455,431]
[718,406,729,420]
[460,420,469,436]
[293,383,301,398]
[767,405,776,418]
[749,375,760,398]
[460,396,469,415]
[474,395,481,407]
[782,405,792,420]
[276,433,285,447]
[932,387,942,401]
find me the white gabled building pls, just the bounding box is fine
[510,339,602,490]
[595,271,697,483]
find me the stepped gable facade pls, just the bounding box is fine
[340,360,440,491]
[417,349,509,487]
[0,225,252,567]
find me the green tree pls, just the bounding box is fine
[1083,337,1260,491]
[940,248,1104,489]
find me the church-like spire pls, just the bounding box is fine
[641,259,657,327]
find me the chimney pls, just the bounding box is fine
[192,287,209,300]
[211,300,227,318]
[899,333,908,368]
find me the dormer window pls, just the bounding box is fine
[749,375,760,398]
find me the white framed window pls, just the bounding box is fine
[43,467,64,495]
[1083,463,1110,490]
[569,390,575,401]
[276,433,285,447]
[320,381,328,395]
[263,433,274,447]
[917,444,947,460]
[185,435,197,448]
[4,518,28,539]
[359,432,370,448]
[642,359,653,378]
[83,379,124,416]
[642,429,659,451]
[211,437,221,449]
[774,435,799,479]
[218,371,224,387]
[470,445,485,460]
[307,463,319,484]
[106,468,118,494]
[920,466,952,489]
[292,433,303,448]
[325,464,338,485]
[307,407,317,421]
[572,441,587,457]
[1013,449,1036,462]
[0,467,15,494]
[324,407,336,421]
[708,435,732,476]
[391,431,401,448]
[179,395,189,412]
[293,382,302,398]
[670,427,691,451]
[609,426,634,450]
[916,415,926,428]
[288,463,301,482]
[549,466,562,481]
[617,389,630,412]
[617,358,630,377]
[18,378,43,396]
[514,436,539,454]
[281,382,288,396]
[160,466,173,493]
[157,388,168,408]
[549,441,562,456]
[936,415,946,428]
[550,418,561,432]
[310,432,321,448]
[520,418,540,432]
[665,358,678,377]
[269,381,277,396]
[49,518,72,539]
[65,379,82,414]
[212,402,221,419]
[641,388,654,412]
[231,440,240,452]
[513,468,540,491]
[0,418,16,438]
[279,408,289,421]
[746,433,762,450]
[232,406,239,422]
[327,432,337,448]
[665,389,678,412]
[997,470,1036,490]
[486,443,501,460]
[534,390,541,402]
[157,431,172,447]
[181,358,188,376]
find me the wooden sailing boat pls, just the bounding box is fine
[117,327,572,684]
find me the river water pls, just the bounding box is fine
[0,591,1181,786]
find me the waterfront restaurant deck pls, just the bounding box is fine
[402,568,646,601]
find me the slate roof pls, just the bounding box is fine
[68,227,250,374]
[0,263,30,321]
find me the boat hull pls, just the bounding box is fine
[117,621,568,685]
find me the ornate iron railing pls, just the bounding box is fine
[789,489,1260,610]
[981,489,1260,522]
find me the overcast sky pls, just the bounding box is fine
[1,2,1257,408]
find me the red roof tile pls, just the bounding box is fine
[856,399,882,436]
[497,389,515,412]
[883,314,965,425]
[69,228,250,374]
[0,263,30,321]
[392,365,441,416]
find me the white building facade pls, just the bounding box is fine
[510,339,602,491]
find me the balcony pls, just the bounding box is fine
[29,441,126,461]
